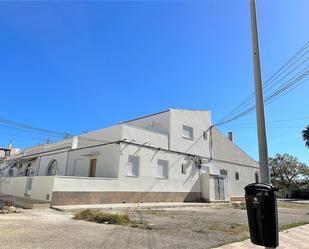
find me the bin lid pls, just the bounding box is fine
[245,183,277,192]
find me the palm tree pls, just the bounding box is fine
[302,125,309,148]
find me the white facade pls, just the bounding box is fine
[0,109,259,206]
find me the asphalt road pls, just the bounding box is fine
[0,204,308,249]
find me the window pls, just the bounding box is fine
[182,125,194,140]
[181,164,186,174]
[24,163,32,176]
[255,171,259,183]
[220,169,228,176]
[157,159,168,178]
[127,155,139,177]
[46,160,58,176]
[235,172,239,181]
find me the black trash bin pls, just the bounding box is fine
[244,183,278,248]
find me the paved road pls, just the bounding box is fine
[0,205,308,249]
[214,224,309,249]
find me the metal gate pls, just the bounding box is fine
[214,176,225,200]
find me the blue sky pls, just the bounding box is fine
[0,1,308,164]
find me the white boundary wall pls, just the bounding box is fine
[0,176,55,201]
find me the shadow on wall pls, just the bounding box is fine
[184,179,202,202]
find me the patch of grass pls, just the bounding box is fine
[277,201,309,210]
[74,209,137,225]
[208,222,248,236]
[279,222,309,231]
[213,221,309,248]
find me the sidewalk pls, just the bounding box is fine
[214,224,309,249]
[52,201,219,212]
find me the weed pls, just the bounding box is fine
[277,202,309,210]
[279,222,309,231]
[74,209,136,225]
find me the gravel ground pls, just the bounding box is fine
[0,204,308,249]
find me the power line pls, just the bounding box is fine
[220,116,309,126]
[217,56,308,126]
[215,68,309,126]
[0,123,62,139]
[215,41,309,126]
[0,118,73,138]
[0,130,45,142]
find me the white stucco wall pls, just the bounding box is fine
[0,176,54,201]
[117,143,201,193]
[212,128,258,167]
[123,111,170,135]
[121,125,169,149]
[169,109,211,157]
[23,139,72,156]
[212,161,258,198]
[67,144,120,178]
[78,125,122,148]
[37,151,68,176]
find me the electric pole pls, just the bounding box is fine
[250,0,275,248]
[250,0,270,184]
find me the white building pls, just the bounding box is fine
[0,109,259,206]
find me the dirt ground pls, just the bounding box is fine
[0,203,308,249]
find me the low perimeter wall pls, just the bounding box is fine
[1,176,202,206]
[51,191,201,206]
[0,176,55,202]
[51,176,201,205]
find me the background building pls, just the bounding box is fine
[0,109,259,207]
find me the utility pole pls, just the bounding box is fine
[250,0,270,184]
[250,1,274,248]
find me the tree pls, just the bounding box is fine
[303,125,309,148]
[270,154,309,191]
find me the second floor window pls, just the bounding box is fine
[182,125,194,140]
[127,155,139,177]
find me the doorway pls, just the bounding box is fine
[89,159,97,177]
[214,176,225,200]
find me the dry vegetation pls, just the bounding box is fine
[277,201,309,210]
[73,209,152,229]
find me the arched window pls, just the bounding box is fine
[46,160,58,176]
[255,171,259,183]
[24,163,32,176]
